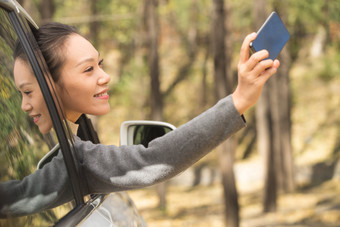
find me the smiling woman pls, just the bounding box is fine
[13,23,112,125]
[14,59,53,134]
[2,19,279,225]
[55,33,111,122]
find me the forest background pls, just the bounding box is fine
[18,0,340,226]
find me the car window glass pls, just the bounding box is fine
[0,8,74,226]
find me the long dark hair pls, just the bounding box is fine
[14,22,80,82]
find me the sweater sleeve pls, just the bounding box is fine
[0,151,74,218]
[0,95,245,217]
[77,95,246,194]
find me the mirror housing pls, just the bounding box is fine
[120,120,176,146]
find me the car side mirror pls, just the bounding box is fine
[120,120,176,146]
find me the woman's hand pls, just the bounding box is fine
[232,32,280,115]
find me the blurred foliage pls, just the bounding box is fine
[1,0,340,225]
[35,0,339,146]
[285,0,340,60]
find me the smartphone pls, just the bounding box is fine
[249,11,290,60]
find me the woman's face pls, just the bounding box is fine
[14,59,53,134]
[56,34,111,122]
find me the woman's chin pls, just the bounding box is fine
[39,125,53,135]
[92,106,111,116]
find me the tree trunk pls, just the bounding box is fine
[253,0,278,213]
[212,0,239,226]
[254,0,294,212]
[145,0,163,121]
[278,47,295,193]
[264,73,279,213]
[218,139,239,227]
[274,3,295,193]
[200,41,209,109]
[143,0,166,209]
[212,0,227,100]
[38,0,55,21]
[88,0,100,48]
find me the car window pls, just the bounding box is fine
[0,7,75,226]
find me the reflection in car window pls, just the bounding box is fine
[0,8,35,182]
[0,8,73,226]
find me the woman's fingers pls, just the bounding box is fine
[246,50,270,72]
[273,59,280,69]
[253,58,280,76]
[239,32,257,64]
[255,59,281,83]
[252,58,273,75]
[240,32,280,74]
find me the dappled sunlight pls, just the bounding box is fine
[128,179,340,227]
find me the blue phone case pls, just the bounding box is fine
[250,12,290,60]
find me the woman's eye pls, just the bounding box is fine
[84,67,94,72]
[24,91,32,95]
[98,59,104,67]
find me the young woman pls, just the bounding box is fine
[1,22,279,217]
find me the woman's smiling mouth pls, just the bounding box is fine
[94,91,109,99]
[32,115,41,124]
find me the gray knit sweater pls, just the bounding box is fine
[0,95,246,217]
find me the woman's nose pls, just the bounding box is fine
[98,70,111,85]
[21,99,32,112]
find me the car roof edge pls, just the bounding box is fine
[0,0,38,29]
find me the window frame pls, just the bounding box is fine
[1,1,147,226]
[0,0,92,222]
